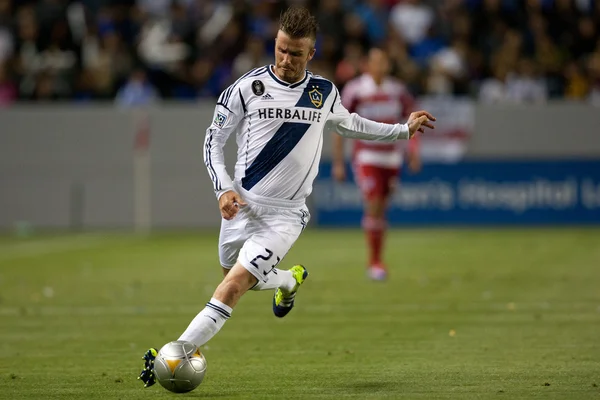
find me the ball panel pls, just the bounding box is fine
[154,341,207,393]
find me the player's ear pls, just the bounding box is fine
[308,47,316,62]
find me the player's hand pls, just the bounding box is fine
[218,190,247,220]
[332,162,346,182]
[407,111,436,138]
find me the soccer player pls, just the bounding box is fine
[139,6,434,387]
[332,48,420,281]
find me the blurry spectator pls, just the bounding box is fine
[232,35,271,79]
[245,1,276,44]
[505,58,548,103]
[335,41,364,87]
[0,61,16,106]
[588,49,600,106]
[0,27,12,63]
[427,38,469,95]
[572,16,597,59]
[81,29,132,98]
[137,17,189,69]
[343,12,369,49]
[390,0,434,46]
[385,33,421,93]
[354,0,388,46]
[0,0,12,64]
[190,57,223,99]
[115,68,159,107]
[563,61,589,100]
[0,0,10,26]
[478,63,509,103]
[317,0,345,52]
[0,0,598,102]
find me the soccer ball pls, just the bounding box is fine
[153,340,207,393]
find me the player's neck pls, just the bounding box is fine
[371,75,384,86]
[272,65,306,85]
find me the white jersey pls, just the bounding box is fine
[204,65,410,203]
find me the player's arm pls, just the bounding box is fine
[204,87,247,220]
[327,87,435,141]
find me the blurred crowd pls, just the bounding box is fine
[0,0,599,106]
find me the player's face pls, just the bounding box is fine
[367,50,390,81]
[274,30,316,83]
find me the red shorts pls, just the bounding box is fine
[353,164,400,200]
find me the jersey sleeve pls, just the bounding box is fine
[204,85,246,199]
[327,86,410,141]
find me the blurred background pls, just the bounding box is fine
[1,0,600,229]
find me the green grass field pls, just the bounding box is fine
[1,228,599,399]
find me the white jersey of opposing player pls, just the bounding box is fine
[204,65,410,203]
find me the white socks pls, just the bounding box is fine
[178,298,232,347]
[178,269,296,348]
[250,268,296,292]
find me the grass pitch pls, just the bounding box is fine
[0,228,599,399]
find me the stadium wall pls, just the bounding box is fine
[1,101,599,230]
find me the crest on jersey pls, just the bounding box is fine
[213,111,228,128]
[309,88,323,108]
[252,80,265,96]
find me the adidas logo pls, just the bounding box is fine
[261,93,274,100]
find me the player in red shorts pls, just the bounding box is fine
[332,48,421,280]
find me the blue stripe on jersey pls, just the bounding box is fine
[241,122,311,191]
[204,129,221,191]
[294,77,333,109]
[220,66,268,107]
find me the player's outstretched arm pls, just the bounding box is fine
[327,88,435,142]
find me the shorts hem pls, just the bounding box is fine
[238,258,267,283]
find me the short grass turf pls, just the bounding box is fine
[0,228,599,399]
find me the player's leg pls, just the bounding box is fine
[139,275,248,389]
[139,211,247,388]
[356,164,387,277]
[367,168,398,280]
[357,165,399,280]
[243,205,309,317]
[175,210,251,348]
[177,205,308,346]
[363,194,386,268]
[177,260,257,348]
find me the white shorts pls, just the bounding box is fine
[219,187,310,283]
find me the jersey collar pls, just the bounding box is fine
[268,65,309,89]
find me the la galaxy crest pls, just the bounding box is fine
[309,86,323,108]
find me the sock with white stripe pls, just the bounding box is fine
[250,268,295,292]
[178,298,232,347]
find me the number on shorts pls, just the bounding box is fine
[250,248,281,276]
